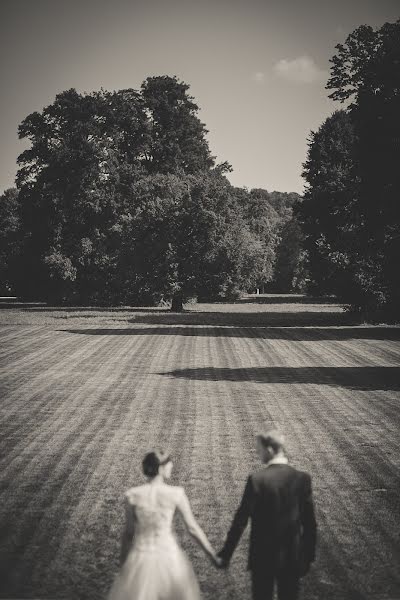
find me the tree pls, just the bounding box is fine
[0,188,20,295]
[118,172,270,310]
[240,188,279,291]
[325,19,400,317]
[15,78,234,305]
[14,76,297,307]
[298,110,358,296]
[244,189,305,293]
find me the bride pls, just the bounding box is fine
[108,450,220,600]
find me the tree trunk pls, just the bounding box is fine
[171,294,184,312]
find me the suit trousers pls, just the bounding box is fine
[251,567,300,600]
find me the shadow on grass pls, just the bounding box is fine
[159,366,400,391]
[62,325,400,341]
[19,306,170,313]
[128,311,353,327]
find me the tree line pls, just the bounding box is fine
[2,19,397,318]
[0,76,303,309]
[298,19,400,321]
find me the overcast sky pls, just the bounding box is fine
[0,0,398,194]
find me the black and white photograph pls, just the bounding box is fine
[0,1,399,599]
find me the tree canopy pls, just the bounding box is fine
[10,75,294,307]
[298,110,357,295]
[141,76,217,175]
[300,18,400,318]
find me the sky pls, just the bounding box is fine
[0,0,398,195]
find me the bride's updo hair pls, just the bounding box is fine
[142,450,171,478]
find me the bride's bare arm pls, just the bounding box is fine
[120,496,135,566]
[177,489,218,563]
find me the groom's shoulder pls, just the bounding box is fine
[286,465,313,486]
[250,464,309,484]
[250,464,293,478]
[250,466,267,480]
[296,468,313,489]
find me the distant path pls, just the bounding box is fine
[0,297,399,600]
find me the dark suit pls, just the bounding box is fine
[219,463,317,600]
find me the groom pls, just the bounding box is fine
[218,431,317,600]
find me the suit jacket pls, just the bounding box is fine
[219,463,317,574]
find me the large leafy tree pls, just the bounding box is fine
[298,110,358,295]
[14,77,260,307]
[117,173,270,309]
[325,19,400,316]
[299,19,400,317]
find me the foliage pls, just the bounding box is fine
[0,188,21,295]
[117,173,271,306]
[245,189,305,292]
[16,88,149,302]
[273,217,306,293]
[12,75,297,306]
[141,76,218,175]
[298,110,358,295]
[237,188,279,290]
[267,191,306,292]
[300,19,400,319]
[327,21,400,106]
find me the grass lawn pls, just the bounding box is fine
[0,295,399,600]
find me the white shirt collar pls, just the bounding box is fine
[266,455,288,467]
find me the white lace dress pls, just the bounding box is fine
[108,483,202,600]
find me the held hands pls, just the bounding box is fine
[211,553,224,568]
[210,551,229,569]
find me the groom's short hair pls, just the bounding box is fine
[257,430,285,454]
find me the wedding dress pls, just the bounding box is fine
[108,482,202,600]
